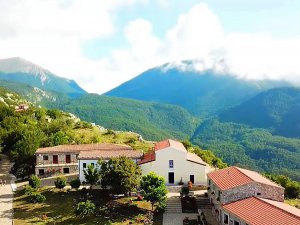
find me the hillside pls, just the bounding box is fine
[191,119,300,181]
[47,93,198,141]
[105,61,290,115]
[0,57,86,97]
[219,87,300,138]
[0,79,67,105]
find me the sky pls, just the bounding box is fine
[0,0,300,93]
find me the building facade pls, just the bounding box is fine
[207,166,286,224]
[138,139,209,185]
[78,150,142,182]
[35,143,140,177]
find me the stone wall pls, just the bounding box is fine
[35,152,79,177]
[207,178,284,207]
[36,152,78,165]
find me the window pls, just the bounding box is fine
[39,169,45,175]
[63,168,70,174]
[66,155,71,163]
[53,155,58,164]
[43,155,48,160]
[91,163,95,167]
[169,160,174,168]
[223,213,229,224]
[256,192,261,196]
[209,180,211,185]
[83,163,87,168]
[234,220,240,225]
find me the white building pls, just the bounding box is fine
[138,139,209,185]
[78,148,142,182]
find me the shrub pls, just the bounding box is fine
[156,201,166,213]
[75,200,96,217]
[70,178,81,189]
[24,185,35,195]
[181,186,190,196]
[55,176,67,190]
[30,192,46,203]
[29,175,41,189]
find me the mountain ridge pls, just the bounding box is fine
[105,61,292,115]
[0,57,86,97]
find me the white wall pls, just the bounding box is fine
[79,158,139,183]
[140,147,207,185]
[78,159,100,182]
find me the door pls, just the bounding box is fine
[53,155,58,164]
[66,155,71,163]
[190,175,195,184]
[168,172,174,184]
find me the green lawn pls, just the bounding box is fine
[14,187,163,225]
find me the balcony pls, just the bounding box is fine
[36,160,78,167]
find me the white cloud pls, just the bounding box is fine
[100,2,300,92]
[0,2,300,93]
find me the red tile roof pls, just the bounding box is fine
[207,166,283,190]
[137,152,155,165]
[36,143,133,154]
[222,197,300,225]
[154,139,186,152]
[77,150,142,160]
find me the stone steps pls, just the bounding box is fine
[165,197,182,213]
[196,197,212,209]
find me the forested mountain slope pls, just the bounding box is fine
[106,61,291,115]
[192,119,300,181]
[219,87,300,138]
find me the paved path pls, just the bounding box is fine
[0,154,14,225]
[163,213,198,225]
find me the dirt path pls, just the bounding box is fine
[0,154,14,225]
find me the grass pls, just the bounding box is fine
[285,199,300,209]
[14,187,163,225]
[71,127,154,153]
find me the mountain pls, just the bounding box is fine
[48,94,198,141]
[219,87,300,138]
[105,61,291,115]
[191,119,300,181]
[0,57,86,97]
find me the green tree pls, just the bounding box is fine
[140,172,168,210]
[83,164,101,189]
[99,157,142,194]
[285,181,300,199]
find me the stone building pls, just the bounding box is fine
[222,197,300,225]
[207,166,285,224]
[35,143,140,177]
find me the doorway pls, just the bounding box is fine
[168,172,174,184]
[190,175,194,184]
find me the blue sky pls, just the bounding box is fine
[0,0,300,93]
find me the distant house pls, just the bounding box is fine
[138,139,209,185]
[207,166,287,224]
[15,104,29,112]
[78,148,142,182]
[35,143,141,177]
